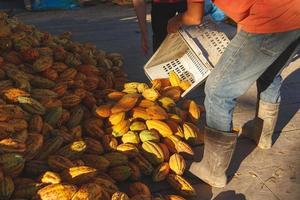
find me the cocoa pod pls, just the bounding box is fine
[0,153,25,177]
[0,176,14,200]
[37,183,78,200]
[61,166,97,184]
[23,133,43,160]
[48,155,75,172]
[29,114,43,133]
[81,154,110,172]
[36,135,64,160]
[24,160,49,176]
[57,140,87,160]
[0,138,26,153]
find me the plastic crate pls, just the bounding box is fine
[144,19,230,97]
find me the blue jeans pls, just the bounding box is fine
[204,29,300,132]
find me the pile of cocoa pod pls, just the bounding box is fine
[0,12,204,200]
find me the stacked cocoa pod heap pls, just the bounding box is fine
[0,12,204,200]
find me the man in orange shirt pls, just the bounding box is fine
[168,0,300,188]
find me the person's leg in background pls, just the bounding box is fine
[151,2,186,53]
[189,30,300,188]
[243,37,300,149]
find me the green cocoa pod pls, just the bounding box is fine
[44,106,62,127]
[0,153,25,177]
[31,89,58,100]
[17,96,46,115]
[66,105,84,128]
[35,135,64,160]
[0,176,14,200]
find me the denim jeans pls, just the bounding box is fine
[204,29,300,132]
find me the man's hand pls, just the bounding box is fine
[168,1,204,34]
[167,14,183,33]
[141,33,149,55]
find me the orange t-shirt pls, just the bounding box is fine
[196,0,300,33]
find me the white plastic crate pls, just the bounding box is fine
[144,19,230,97]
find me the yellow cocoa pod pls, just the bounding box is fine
[116,143,139,158]
[95,104,112,118]
[137,83,149,93]
[168,71,181,87]
[61,166,97,184]
[165,195,187,200]
[152,162,170,182]
[146,105,169,120]
[130,121,147,131]
[124,82,140,89]
[188,100,200,122]
[158,97,175,111]
[169,153,186,175]
[168,135,194,157]
[112,120,130,137]
[151,79,162,90]
[183,123,198,145]
[167,174,196,197]
[2,88,30,102]
[142,88,160,101]
[122,87,138,94]
[111,93,140,113]
[37,183,78,200]
[121,131,140,144]
[109,112,125,125]
[107,91,126,101]
[39,171,61,184]
[111,191,130,200]
[142,141,164,165]
[138,99,156,108]
[179,80,191,91]
[146,120,173,137]
[132,107,150,120]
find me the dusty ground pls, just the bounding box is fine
[1,2,299,200]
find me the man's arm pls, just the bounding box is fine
[167,0,205,33]
[133,0,148,54]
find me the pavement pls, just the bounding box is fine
[2,2,299,200]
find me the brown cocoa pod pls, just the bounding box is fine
[48,155,75,172]
[52,83,68,97]
[59,68,77,80]
[24,160,49,176]
[84,76,99,91]
[29,114,43,133]
[0,138,26,153]
[42,68,58,81]
[23,133,43,161]
[83,118,105,139]
[73,88,86,99]
[0,104,28,122]
[11,129,28,143]
[83,137,104,155]
[40,98,62,109]
[102,134,118,152]
[70,125,82,140]
[36,135,64,160]
[52,62,68,72]
[57,109,70,127]
[60,94,81,108]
